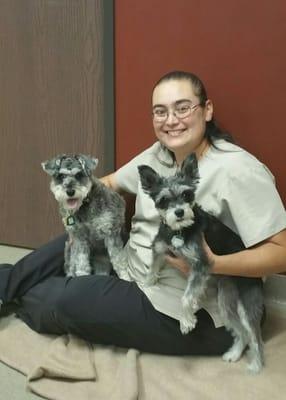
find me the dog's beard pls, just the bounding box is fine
[50,181,92,212]
[160,204,195,231]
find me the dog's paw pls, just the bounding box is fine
[245,350,264,374]
[246,359,263,374]
[179,315,197,335]
[75,271,90,277]
[222,347,243,363]
[191,299,199,311]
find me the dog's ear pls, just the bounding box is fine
[180,153,200,185]
[78,155,98,176]
[41,155,63,176]
[137,165,163,195]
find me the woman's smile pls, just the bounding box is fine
[165,128,187,137]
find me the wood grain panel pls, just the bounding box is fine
[0,0,113,248]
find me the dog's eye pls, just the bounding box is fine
[75,172,85,180]
[55,173,64,182]
[182,190,194,203]
[157,196,169,209]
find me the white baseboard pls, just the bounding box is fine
[264,274,286,318]
[264,274,286,301]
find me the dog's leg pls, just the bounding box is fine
[218,278,249,364]
[144,240,168,286]
[178,241,210,334]
[222,323,248,363]
[68,238,91,277]
[219,278,264,372]
[105,234,130,280]
[240,283,264,374]
[237,302,264,373]
[64,239,72,276]
[90,246,113,276]
[246,323,264,374]
[218,278,248,362]
[180,267,209,334]
[145,253,164,286]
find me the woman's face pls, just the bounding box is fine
[152,79,213,160]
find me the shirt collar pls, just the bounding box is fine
[156,143,176,168]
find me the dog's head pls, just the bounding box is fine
[42,154,98,211]
[138,153,200,230]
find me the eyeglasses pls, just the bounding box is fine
[152,101,201,122]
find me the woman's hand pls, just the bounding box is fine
[202,236,216,269]
[164,253,189,275]
[165,236,216,276]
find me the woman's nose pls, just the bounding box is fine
[165,111,180,125]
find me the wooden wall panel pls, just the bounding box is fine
[0,0,114,248]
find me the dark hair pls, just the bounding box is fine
[153,70,234,147]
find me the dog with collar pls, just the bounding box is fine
[42,154,129,279]
[138,154,264,373]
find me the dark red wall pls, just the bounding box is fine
[115,0,286,204]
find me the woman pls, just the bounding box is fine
[1,71,286,356]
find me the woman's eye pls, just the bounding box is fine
[177,106,189,113]
[154,109,166,116]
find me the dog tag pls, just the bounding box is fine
[171,235,184,248]
[63,215,76,226]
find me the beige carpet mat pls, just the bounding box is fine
[0,312,286,400]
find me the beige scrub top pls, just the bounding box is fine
[114,140,286,327]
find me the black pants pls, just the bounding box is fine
[0,234,234,355]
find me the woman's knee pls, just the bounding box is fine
[17,277,68,334]
[54,275,135,329]
[54,276,104,324]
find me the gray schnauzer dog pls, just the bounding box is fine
[138,154,264,373]
[42,154,128,279]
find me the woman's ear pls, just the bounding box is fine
[205,99,214,122]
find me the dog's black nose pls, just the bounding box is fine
[66,189,75,197]
[175,209,184,218]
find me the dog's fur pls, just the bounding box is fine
[138,154,264,373]
[42,154,128,278]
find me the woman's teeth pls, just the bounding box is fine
[167,130,185,137]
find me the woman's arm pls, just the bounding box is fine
[100,173,118,190]
[211,229,286,277]
[166,229,286,278]
[100,173,126,194]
